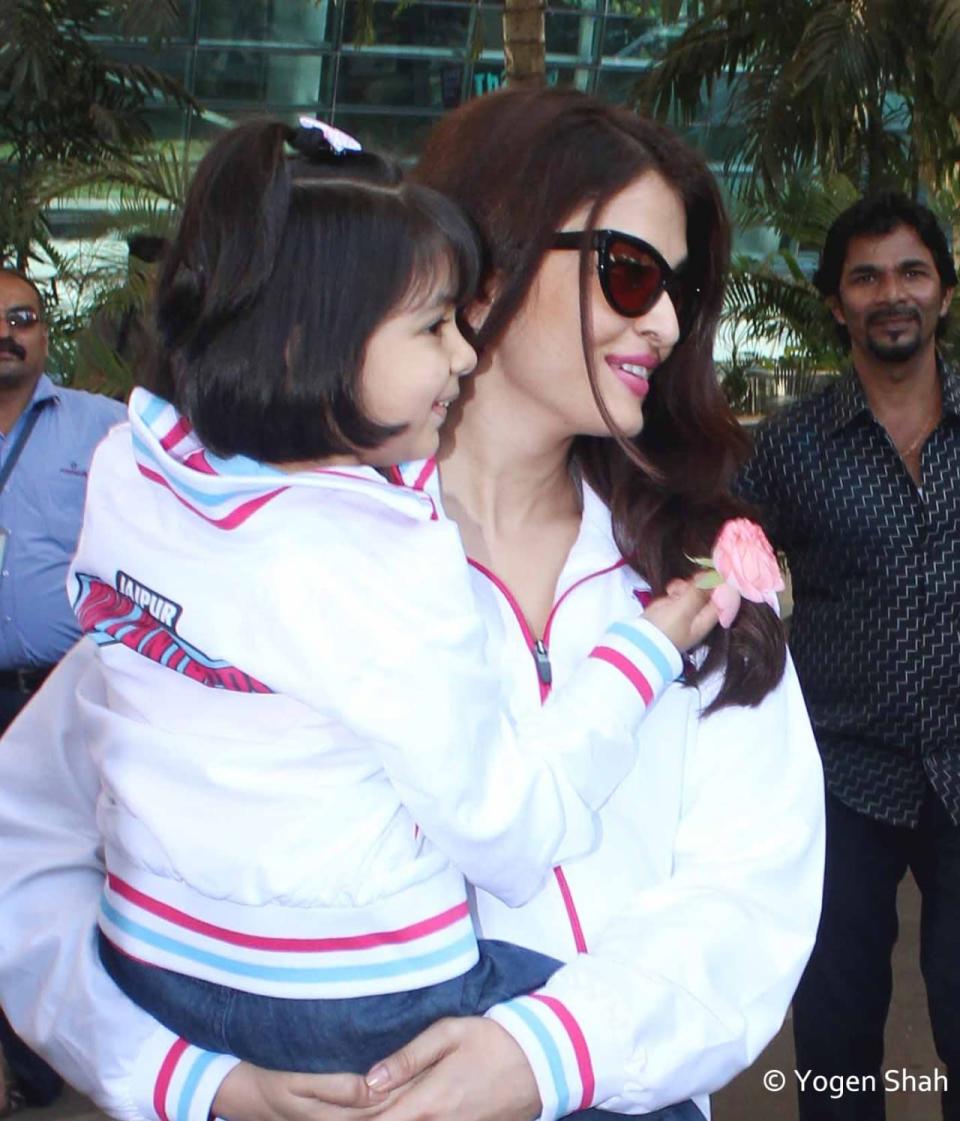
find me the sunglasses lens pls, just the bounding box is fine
[8,310,38,329]
[604,237,664,317]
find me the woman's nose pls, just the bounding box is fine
[633,288,681,348]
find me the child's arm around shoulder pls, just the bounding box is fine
[261,507,708,908]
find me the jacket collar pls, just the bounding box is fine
[128,389,438,527]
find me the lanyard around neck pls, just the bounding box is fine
[0,399,51,496]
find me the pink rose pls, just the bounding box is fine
[712,518,784,614]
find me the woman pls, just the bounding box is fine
[0,88,823,1121]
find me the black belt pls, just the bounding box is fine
[0,665,55,694]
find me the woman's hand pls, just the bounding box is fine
[210,1017,541,1121]
[212,1061,386,1121]
[364,1017,542,1121]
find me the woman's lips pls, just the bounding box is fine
[606,355,656,399]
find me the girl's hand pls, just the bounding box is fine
[642,577,719,653]
[364,1017,541,1121]
[212,1062,387,1121]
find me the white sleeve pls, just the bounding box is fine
[0,641,239,1121]
[486,660,825,1119]
[269,521,683,909]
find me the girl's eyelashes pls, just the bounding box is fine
[425,310,455,335]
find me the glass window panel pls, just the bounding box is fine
[478,7,504,52]
[594,67,646,105]
[337,55,465,111]
[193,49,331,106]
[545,11,596,57]
[332,112,441,162]
[342,1,472,49]
[197,0,335,47]
[482,5,596,58]
[98,45,192,86]
[602,11,677,63]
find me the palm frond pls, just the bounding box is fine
[723,251,843,365]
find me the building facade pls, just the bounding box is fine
[94,0,717,162]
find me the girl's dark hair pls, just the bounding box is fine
[415,87,785,712]
[151,119,480,462]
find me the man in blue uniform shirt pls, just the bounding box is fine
[0,267,126,1114]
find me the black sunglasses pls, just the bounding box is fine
[1,308,41,332]
[553,229,697,334]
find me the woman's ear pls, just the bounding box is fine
[464,272,503,334]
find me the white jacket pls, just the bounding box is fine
[66,389,680,999]
[0,435,825,1121]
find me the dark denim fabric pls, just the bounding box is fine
[100,934,702,1120]
[101,935,561,1072]
[0,1007,63,1107]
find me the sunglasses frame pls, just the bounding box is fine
[552,228,693,333]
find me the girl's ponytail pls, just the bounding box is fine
[158,120,293,351]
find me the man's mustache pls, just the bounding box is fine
[0,338,26,360]
[867,303,920,327]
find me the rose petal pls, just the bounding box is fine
[711,582,742,629]
[712,518,784,603]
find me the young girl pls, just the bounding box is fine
[70,118,717,1076]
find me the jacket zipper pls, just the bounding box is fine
[532,640,552,686]
[467,558,552,703]
[467,556,628,954]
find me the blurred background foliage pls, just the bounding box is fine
[0,0,196,390]
[638,0,960,412]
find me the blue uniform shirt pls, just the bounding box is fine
[0,375,126,669]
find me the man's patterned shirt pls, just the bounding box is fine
[738,364,960,827]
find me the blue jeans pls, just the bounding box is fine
[100,933,701,1120]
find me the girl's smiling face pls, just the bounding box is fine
[358,278,477,467]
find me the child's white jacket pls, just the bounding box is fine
[0,399,825,1121]
[63,390,680,1000]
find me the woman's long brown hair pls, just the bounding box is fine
[415,87,785,712]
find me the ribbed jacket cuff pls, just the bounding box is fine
[588,617,683,707]
[134,1031,240,1121]
[485,994,597,1121]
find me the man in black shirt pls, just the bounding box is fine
[738,193,959,1121]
